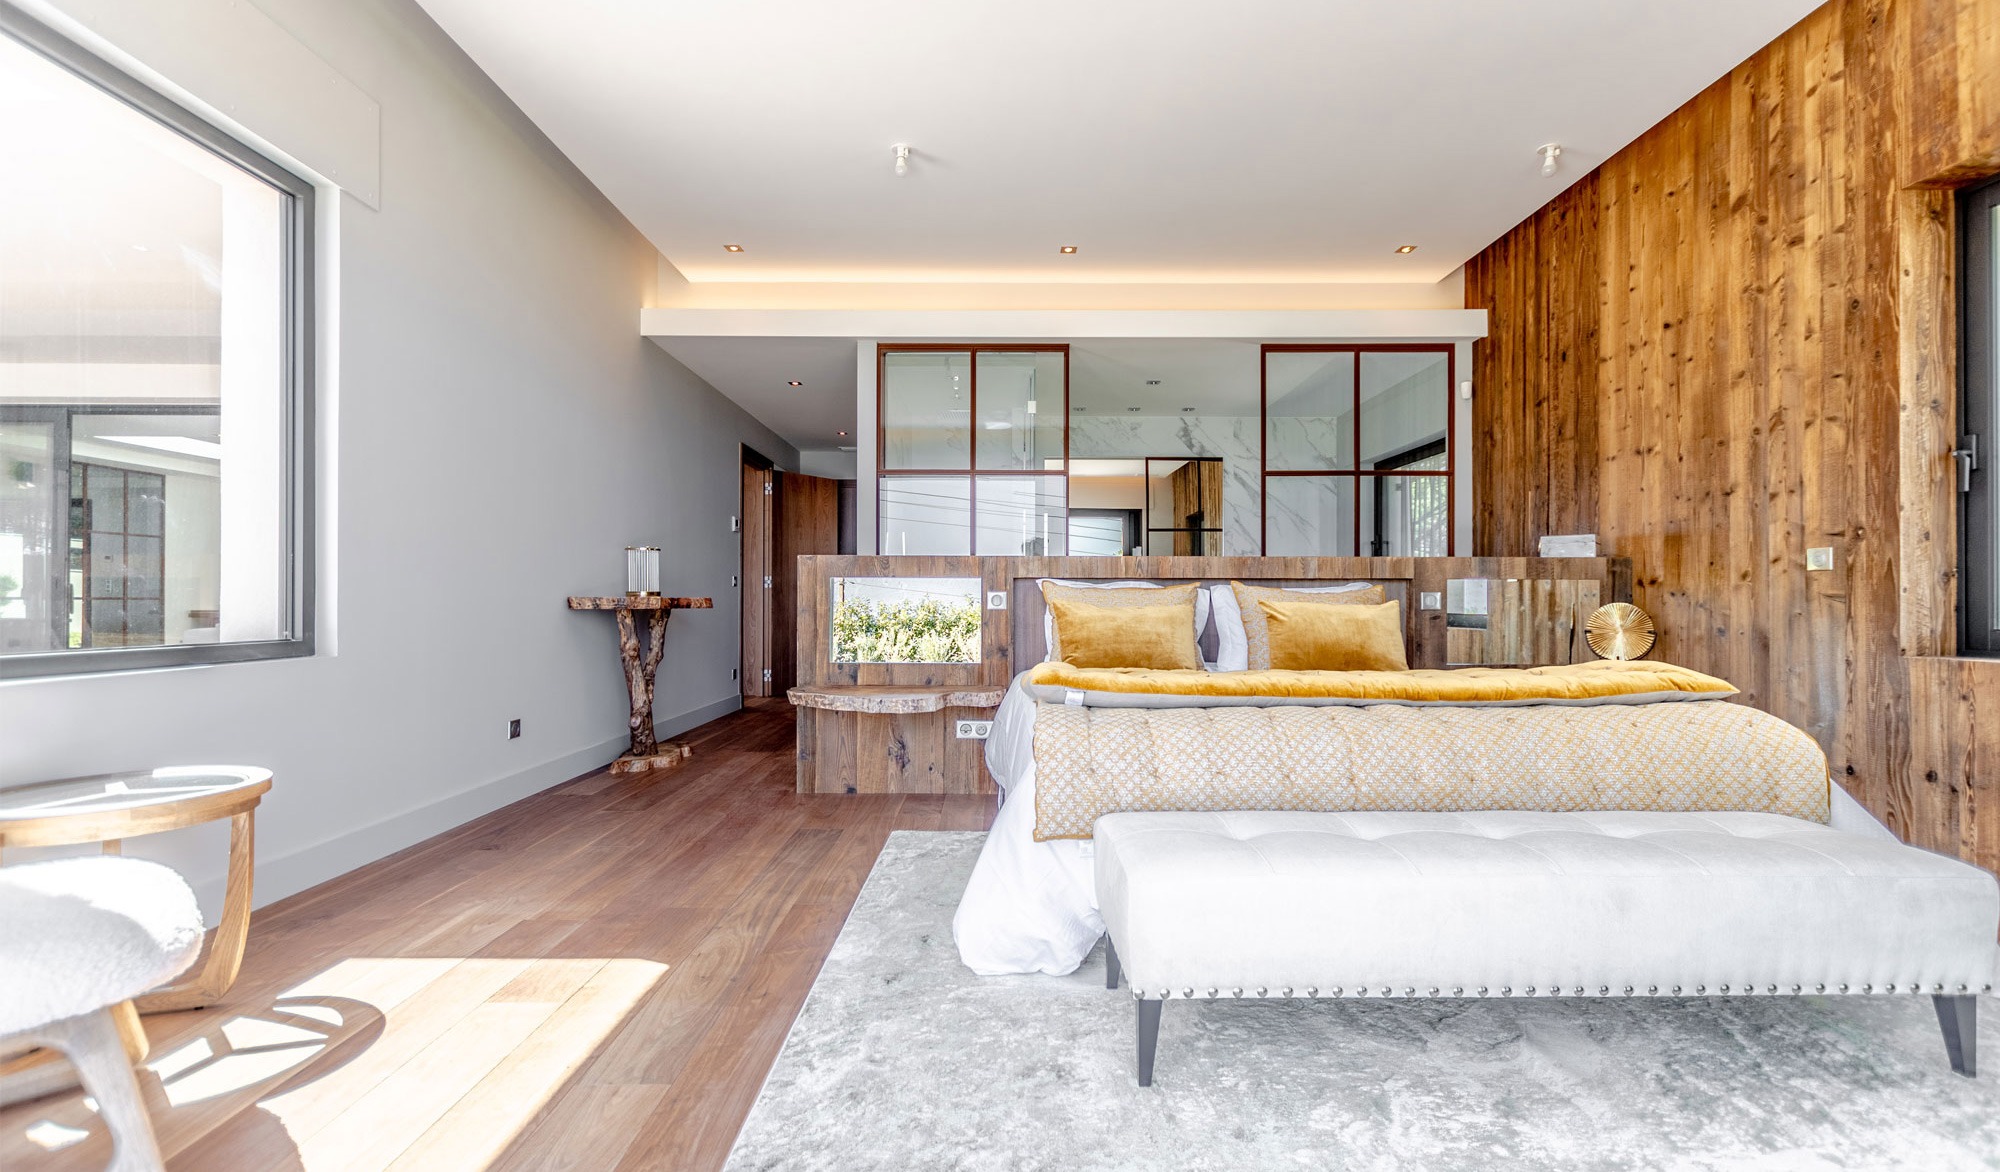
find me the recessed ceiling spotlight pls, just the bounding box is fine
[1059,245,1078,254]
[787,380,802,387]
[1182,407,1196,413]
[836,430,848,436]
[1073,406,1085,413]
[1145,379,1162,385]
[1126,406,1142,413]
[1538,143,1563,177]
[724,243,745,252]
[1394,244,1418,254]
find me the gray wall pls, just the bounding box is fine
[0,0,795,916]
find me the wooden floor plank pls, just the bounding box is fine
[0,702,995,1172]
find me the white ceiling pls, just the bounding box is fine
[418,0,1814,284]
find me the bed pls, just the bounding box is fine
[952,630,1897,979]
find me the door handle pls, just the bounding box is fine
[1953,435,1980,493]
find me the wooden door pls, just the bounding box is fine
[771,472,840,694]
[741,463,773,697]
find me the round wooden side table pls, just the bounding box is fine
[0,765,271,1014]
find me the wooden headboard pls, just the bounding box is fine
[794,556,1632,689]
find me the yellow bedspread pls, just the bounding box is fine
[1024,659,1738,704]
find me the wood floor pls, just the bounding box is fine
[0,701,995,1171]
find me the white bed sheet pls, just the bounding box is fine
[949,675,1900,978]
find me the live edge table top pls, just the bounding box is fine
[566,596,714,611]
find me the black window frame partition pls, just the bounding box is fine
[1961,174,2000,655]
[1259,343,1456,556]
[0,6,317,680]
[875,343,1070,556]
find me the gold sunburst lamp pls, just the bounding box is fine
[1585,602,1656,661]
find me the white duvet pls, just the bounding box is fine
[949,675,1899,978]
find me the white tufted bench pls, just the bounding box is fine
[1094,810,2000,1086]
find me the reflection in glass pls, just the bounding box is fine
[1359,350,1450,468]
[1362,474,1449,557]
[879,477,970,555]
[1265,476,1355,556]
[974,475,1066,555]
[1445,577,1602,665]
[975,351,1065,470]
[1067,511,1133,555]
[1265,350,1354,470]
[882,351,970,469]
[1145,457,1222,554]
[830,577,981,663]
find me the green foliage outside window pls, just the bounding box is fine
[831,597,980,663]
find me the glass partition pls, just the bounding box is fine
[1263,345,1453,555]
[829,576,981,663]
[877,346,1067,554]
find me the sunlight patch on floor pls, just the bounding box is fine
[258,956,668,1171]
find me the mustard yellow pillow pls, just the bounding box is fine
[1230,580,1386,670]
[1041,582,1201,662]
[1047,597,1202,670]
[1258,598,1408,672]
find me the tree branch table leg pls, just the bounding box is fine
[608,606,691,776]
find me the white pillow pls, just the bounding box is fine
[1037,579,1211,667]
[1207,581,1376,672]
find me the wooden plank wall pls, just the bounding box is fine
[1463,0,2000,874]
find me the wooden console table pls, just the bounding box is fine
[568,595,713,775]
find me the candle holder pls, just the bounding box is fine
[625,546,660,598]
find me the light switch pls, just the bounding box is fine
[1420,591,1443,610]
[1806,547,1834,571]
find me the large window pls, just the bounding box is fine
[1963,175,2000,654]
[0,10,313,677]
[1262,345,1454,556]
[877,346,1067,555]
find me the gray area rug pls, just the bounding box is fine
[725,831,2000,1171]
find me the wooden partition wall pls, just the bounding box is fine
[1462,0,2000,876]
[790,555,1631,795]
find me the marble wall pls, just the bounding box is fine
[1070,415,1262,554]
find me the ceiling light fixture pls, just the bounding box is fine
[1538,143,1562,177]
[836,430,848,437]
[1145,379,1162,385]
[893,143,911,177]
[787,380,802,387]
[724,243,745,252]
[1059,245,1078,254]
[1394,244,1418,254]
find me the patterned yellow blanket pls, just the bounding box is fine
[1030,700,1831,841]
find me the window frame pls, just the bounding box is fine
[875,343,1069,556]
[0,6,317,680]
[1259,343,1456,556]
[1962,176,2000,655]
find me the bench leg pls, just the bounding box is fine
[1104,936,1121,990]
[1935,995,1978,1077]
[1137,998,1162,1087]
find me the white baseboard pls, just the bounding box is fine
[195,693,748,914]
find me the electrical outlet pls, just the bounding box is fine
[1420,591,1443,610]
[955,719,994,739]
[507,718,521,740]
[1806,547,1834,572]
[986,591,1008,610]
